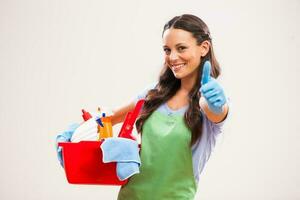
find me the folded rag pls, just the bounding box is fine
[100,137,141,181]
[56,123,80,167]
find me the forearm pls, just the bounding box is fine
[110,101,136,126]
[199,97,229,123]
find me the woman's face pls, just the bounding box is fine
[162,28,206,80]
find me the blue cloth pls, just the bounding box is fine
[55,123,79,167]
[100,138,141,181]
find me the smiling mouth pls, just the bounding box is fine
[171,63,186,72]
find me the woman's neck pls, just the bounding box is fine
[180,72,197,94]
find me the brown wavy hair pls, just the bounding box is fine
[136,14,221,145]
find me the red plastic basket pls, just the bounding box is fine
[58,140,128,185]
[58,99,145,185]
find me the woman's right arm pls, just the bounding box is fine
[110,101,136,126]
[110,82,156,125]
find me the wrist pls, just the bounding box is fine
[199,97,228,123]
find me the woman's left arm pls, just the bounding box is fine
[199,97,229,123]
[199,61,229,123]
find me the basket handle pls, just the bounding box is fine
[118,99,145,140]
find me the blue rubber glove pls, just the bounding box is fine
[55,123,79,167]
[200,61,227,114]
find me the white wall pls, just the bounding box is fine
[0,0,299,199]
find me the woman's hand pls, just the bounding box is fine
[200,61,227,114]
[199,61,228,122]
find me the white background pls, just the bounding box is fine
[0,0,299,199]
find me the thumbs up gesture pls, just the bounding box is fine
[200,61,227,114]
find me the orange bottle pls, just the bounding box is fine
[98,116,113,139]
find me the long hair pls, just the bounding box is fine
[136,14,221,145]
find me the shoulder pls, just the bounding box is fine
[133,82,158,104]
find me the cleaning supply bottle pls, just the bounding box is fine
[98,112,113,139]
[82,109,92,121]
[70,109,98,142]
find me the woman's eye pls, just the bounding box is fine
[178,46,186,51]
[163,48,171,55]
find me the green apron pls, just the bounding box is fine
[118,111,197,200]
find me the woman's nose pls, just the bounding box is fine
[169,51,179,61]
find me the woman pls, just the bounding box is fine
[114,14,229,199]
[56,14,229,200]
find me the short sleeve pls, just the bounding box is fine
[190,99,231,182]
[132,82,157,104]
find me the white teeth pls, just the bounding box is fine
[172,63,185,70]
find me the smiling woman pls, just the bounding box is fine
[55,13,229,200]
[163,29,209,80]
[116,14,229,199]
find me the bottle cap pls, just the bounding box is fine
[82,109,92,121]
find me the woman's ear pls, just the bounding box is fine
[199,40,210,57]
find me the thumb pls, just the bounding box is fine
[201,61,212,85]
